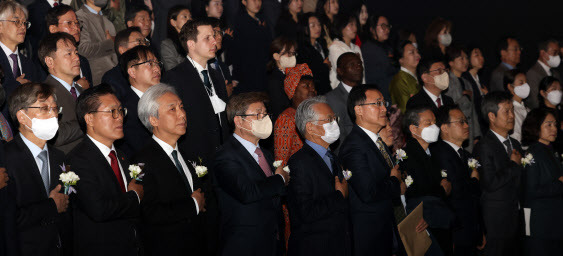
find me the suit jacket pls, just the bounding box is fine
[473,130,523,239]
[116,87,152,159]
[522,142,563,240]
[430,140,482,246]
[213,135,285,256]
[338,125,402,255]
[5,134,71,256]
[149,0,189,53]
[160,38,185,71]
[261,0,282,37]
[66,136,141,256]
[361,40,397,102]
[162,59,230,164]
[296,39,331,95]
[44,75,84,154]
[101,65,129,102]
[462,72,488,135]
[389,70,419,113]
[133,138,206,255]
[326,83,353,152]
[0,181,18,256]
[406,87,454,115]
[526,61,561,109]
[489,63,511,92]
[267,69,289,121]
[76,5,118,85]
[79,54,93,86]
[287,143,350,256]
[27,0,52,61]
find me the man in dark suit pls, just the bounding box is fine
[115,45,161,158]
[431,105,484,256]
[124,4,162,61]
[326,52,364,151]
[4,82,71,256]
[102,27,149,101]
[46,4,94,88]
[526,39,561,109]
[407,58,454,115]
[489,37,520,92]
[38,32,84,154]
[134,84,207,255]
[214,92,290,256]
[473,91,524,256]
[26,0,57,61]
[287,96,351,255]
[339,85,414,255]
[0,166,18,256]
[66,84,144,256]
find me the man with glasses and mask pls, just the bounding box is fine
[286,96,351,255]
[430,105,485,255]
[5,82,71,256]
[339,85,411,255]
[407,58,454,115]
[67,84,144,255]
[116,45,161,158]
[489,36,521,92]
[214,92,289,256]
[46,4,93,89]
[526,39,561,109]
[38,32,85,154]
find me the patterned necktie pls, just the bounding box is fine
[436,97,442,108]
[9,53,20,78]
[171,150,191,191]
[325,150,336,174]
[376,138,394,168]
[201,70,213,96]
[37,150,50,196]
[255,147,272,177]
[503,140,513,156]
[0,113,13,141]
[108,150,126,193]
[70,86,77,100]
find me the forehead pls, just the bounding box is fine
[449,109,465,118]
[7,8,26,19]
[246,101,265,112]
[134,10,150,18]
[158,92,181,105]
[312,102,334,116]
[507,39,519,47]
[377,16,387,24]
[179,9,191,16]
[365,89,383,100]
[547,41,560,49]
[342,54,361,65]
[197,25,214,36]
[33,95,56,105]
[471,48,481,55]
[58,10,77,21]
[98,94,120,109]
[56,39,76,51]
[404,43,415,52]
[498,101,513,109]
[418,109,435,122]
[128,31,143,40]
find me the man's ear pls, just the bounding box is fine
[48,25,58,34]
[409,124,418,137]
[487,112,496,124]
[85,113,94,127]
[127,67,135,80]
[44,56,55,70]
[126,20,134,28]
[149,115,158,128]
[354,105,362,120]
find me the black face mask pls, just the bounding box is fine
[93,0,109,8]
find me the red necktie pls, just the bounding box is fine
[436,97,442,108]
[109,150,126,193]
[70,86,77,100]
[254,147,272,177]
[53,1,58,6]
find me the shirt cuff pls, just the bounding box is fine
[192,197,200,215]
[277,173,285,183]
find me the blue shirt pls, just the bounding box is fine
[502,62,515,70]
[20,133,50,180]
[233,133,260,164]
[305,140,333,173]
[84,4,102,15]
[51,75,80,98]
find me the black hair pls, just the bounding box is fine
[45,4,74,30]
[37,32,77,69]
[521,108,558,146]
[402,105,433,137]
[76,84,116,132]
[445,44,467,63]
[179,19,213,53]
[347,84,381,122]
[331,13,357,42]
[124,3,152,23]
[166,5,190,58]
[538,76,560,106]
[394,40,413,63]
[481,91,512,123]
[114,27,142,57]
[436,104,462,127]
[502,69,525,92]
[538,38,559,53]
[496,35,518,55]
[118,45,155,78]
[416,57,444,83]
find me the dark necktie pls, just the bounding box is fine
[325,151,336,174]
[9,53,20,78]
[436,97,442,108]
[201,70,213,96]
[109,150,126,193]
[53,1,58,6]
[70,86,77,100]
[38,150,50,196]
[376,138,394,168]
[254,148,272,177]
[503,140,513,156]
[458,148,468,163]
[171,150,191,191]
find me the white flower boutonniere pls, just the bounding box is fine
[190,157,208,178]
[273,159,290,173]
[441,170,448,178]
[129,163,145,181]
[405,175,413,188]
[283,166,290,173]
[343,170,352,180]
[468,158,481,169]
[395,149,408,164]
[59,164,79,195]
[521,153,535,167]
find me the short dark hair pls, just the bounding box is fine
[119,45,155,78]
[337,52,359,69]
[125,4,152,23]
[76,84,115,131]
[466,45,482,70]
[481,91,512,123]
[179,19,213,53]
[8,83,56,128]
[436,104,462,127]
[521,108,558,146]
[395,40,413,62]
[114,27,141,57]
[538,76,560,106]
[45,4,74,30]
[226,92,268,127]
[497,36,518,55]
[445,44,466,63]
[538,38,559,53]
[417,58,444,83]
[403,106,432,137]
[37,32,77,69]
[267,36,297,72]
[502,69,525,92]
[347,84,380,122]
[331,13,357,41]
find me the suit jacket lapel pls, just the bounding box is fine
[354,125,392,170]
[84,136,126,192]
[48,146,62,191]
[230,136,267,178]
[302,143,334,179]
[14,136,49,197]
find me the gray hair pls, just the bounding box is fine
[137,83,178,132]
[0,1,28,21]
[295,96,328,137]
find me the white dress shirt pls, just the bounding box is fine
[491,129,513,153]
[131,86,144,98]
[46,0,59,7]
[511,100,528,143]
[423,86,443,107]
[187,55,226,118]
[470,73,485,96]
[538,60,552,76]
[20,133,50,182]
[341,82,353,93]
[443,140,461,158]
[358,125,380,145]
[0,41,21,75]
[152,135,200,214]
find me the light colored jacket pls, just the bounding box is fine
[160,38,185,71]
[445,72,481,152]
[328,39,365,89]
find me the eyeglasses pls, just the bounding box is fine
[237,113,270,120]
[59,20,83,29]
[377,23,392,30]
[0,19,31,29]
[427,68,449,74]
[358,100,389,107]
[125,38,150,46]
[24,106,62,115]
[89,107,127,119]
[446,119,469,125]
[314,116,340,123]
[130,59,162,69]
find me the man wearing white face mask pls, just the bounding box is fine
[214,92,289,256]
[504,70,530,143]
[407,58,454,114]
[526,39,561,109]
[4,82,72,255]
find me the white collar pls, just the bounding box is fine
[443,140,461,157]
[152,135,178,156]
[341,82,353,93]
[0,41,17,57]
[87,134,116,157]
[423,86,441,106]
[47,0,58,7]
[490,129,509,144]
[187,55,208,73]
[400,66,418,82]
[358,125,380,144]
[51,74,76,94]
[538,60,552,76]
[20,133,48,158]
[513,99,525,108]
[130,86,144,98]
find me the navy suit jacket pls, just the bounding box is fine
[406,87,454,115]
[101,65,129,101]
[27,0,51,61]
[79,54,93,86]
[116,87,152,158]
[0,140,18,256]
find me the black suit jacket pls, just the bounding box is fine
[522,142,563,240]
[473,130,523,239]
[430,140,482,246]
[101,65,129,101]
[296,39,331,95]
[27,0,51,61]
[266,69,289,121]
[66,136,140,256]
[133,138,206,255]
[287,142,350,256]
[116,87,152,159]
[79,54,93,86]
[213,135,285,256]
[0,181,18,256]
[162,59,230,164]
[338,125,402,255]
[406,87,454,115]
[5,134,71,256]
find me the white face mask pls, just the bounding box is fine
[22,111,59,140]
[547,90,563,106]
[240,115,273,139]
[547,55,561,68]
[279,55,296,70]
[439,33,452,47]
[433,72,449,90]
[414,124,440,143]
[312,120,340,144]
[513,83,530,99]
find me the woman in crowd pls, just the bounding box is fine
[160,5,191,71]
[462,46,488,134]
[275,0,304,40]
[539,76,563,154]
[398,28,418,49]
[267,37,298,120]
[503,69,529,142]
[353,3,369,46]
[423,17,452,61]
[328,13,364,89]
[361,15,396,102]
[389,40,421,113]
[521,108,563,255]
[297,13,331,95]
[205,0,224,19]
[316,0,339,47]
